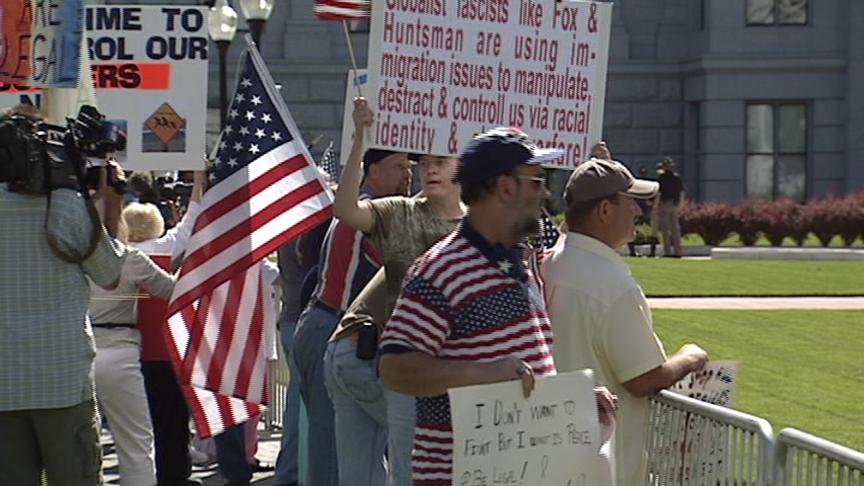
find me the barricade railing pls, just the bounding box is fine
[263,341,290,432]
[774,428,864,485]
[647,390,775,485]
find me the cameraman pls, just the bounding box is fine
[0,105,128,485]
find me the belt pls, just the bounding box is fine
[92,323,137,329]
[311,299,340,315]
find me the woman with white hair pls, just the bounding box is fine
[89,172,204,486]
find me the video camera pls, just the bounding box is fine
[0,105,126,195]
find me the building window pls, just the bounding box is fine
[746,103,807,200]
[747,0,807,25]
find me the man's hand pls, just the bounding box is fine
[352,97,374,132]
[594,386,617,428]
[481,356,535,399]
[678,343,709,372]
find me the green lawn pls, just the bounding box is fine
[628,258,864,297]
[681,233,864,248]
[653,309,864,451]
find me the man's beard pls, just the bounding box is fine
[514,213,541,241]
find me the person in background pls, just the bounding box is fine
[656,157,684,257]
[129,171,205,486]
[542,157,708,485]
[293,144,412,486]
[330,98,465,486]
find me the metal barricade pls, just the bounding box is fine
[647,390,775,485]
[774,428,864,485]
[263,340,291,432]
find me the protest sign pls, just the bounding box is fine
[670,360,740,408]
[366,0,611,169]
[0,6,208,170]
[29,0,83,88]
[339,69,368,171]
[0,0,33,85]
[448,370,604,486]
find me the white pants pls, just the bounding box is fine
[94,327,157,486]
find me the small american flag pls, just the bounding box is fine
[314,0,370,21]
[318,140,340,182]
[165,35,333,438]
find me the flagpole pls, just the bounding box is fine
[341,20,363,99]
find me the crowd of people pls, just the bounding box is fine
[0,98,708,486]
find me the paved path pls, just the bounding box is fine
[647,296,864,309]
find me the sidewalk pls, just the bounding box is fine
[101,425,283,485]
[647,296,864,309]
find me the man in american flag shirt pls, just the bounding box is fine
[379,128,617,486]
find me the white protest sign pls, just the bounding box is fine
[366,0,611,168]
[30,0,83,88]
[0,6,209,170]
[339,69,368,171]
[670,360,740,407]
[448,370,604,486]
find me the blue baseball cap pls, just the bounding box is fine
[456,127,565,185]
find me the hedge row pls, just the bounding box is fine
[678,194,864,247]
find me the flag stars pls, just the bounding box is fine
[239,126,250,136]
[223,125,234,135]
[209,172,217,182]
[251,96,262,106]
[219,140,227,150]
[240,78,252,88]
[271,131,282,142]
[245,110,256,121]
[234,93,245,104]
[228,108,238,120]
[249,144,260,154]
[255,128,266,139]
[261,113,272,124]
[228,157,238,167]
[233,142,244,151]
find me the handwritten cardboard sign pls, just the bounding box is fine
[448,370,603,486]
[367,0,611,169]
[29,0,83,88]
[670,360,740,408]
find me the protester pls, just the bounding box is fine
[656,157,684,257]
[542,157,709,485]
[293,143,412,486]
[129,172,204,486]
[89,239,175,486]
[323,270,390,485]
[378,128,616,486]
[0,116,128,486]
[330,98,465,486]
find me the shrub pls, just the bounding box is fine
[834,195,864,246]
[733,199,767,246]
[799,198,839,247]
[680,201,736,246]
[762,199,808,246]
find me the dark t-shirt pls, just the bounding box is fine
[658,171,683,204]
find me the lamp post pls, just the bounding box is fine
[238,0,274,47]
[207,0,238,129]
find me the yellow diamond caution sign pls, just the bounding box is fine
[146,103,185,145]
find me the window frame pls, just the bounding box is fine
[744,100,809,200]
[746,0,809,27]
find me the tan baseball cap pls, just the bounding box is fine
[564,157,659,203]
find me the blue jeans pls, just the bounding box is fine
[274,314,302,484]
[324,337,389,486]
[385,389,416,486]
[215,423,251,483]
[292,306,339,486]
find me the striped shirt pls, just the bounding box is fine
[312,192,383,311]
[0,188,127,411]
[380,221,556,486]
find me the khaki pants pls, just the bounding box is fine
[0,400,102,486]
[658,201,682,256]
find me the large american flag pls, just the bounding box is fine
[314,0,370,21]
[165,36,333,438]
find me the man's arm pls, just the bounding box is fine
[380,352,536,398]
[622,344,708,398]
[332,97,375,233]
[99,160,126,238]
